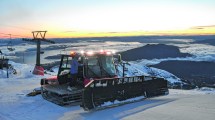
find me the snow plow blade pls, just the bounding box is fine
[81,76,168,111]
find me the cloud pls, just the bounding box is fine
[62,31,77,33]
[191,25,215,29]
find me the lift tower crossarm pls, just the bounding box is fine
[22,31,55,75]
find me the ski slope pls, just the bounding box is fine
[60,89,215,120]
[0,62,215,120]
[0,81,215,120]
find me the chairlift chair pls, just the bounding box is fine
[7,41,15,51]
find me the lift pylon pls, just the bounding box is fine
[23,31,55,75]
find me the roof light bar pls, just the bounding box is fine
[80,50,85,54]
[86,51,94,56]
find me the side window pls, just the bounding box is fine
[61,56,72,69]
[59,56,72,76]
[101,56,115,75]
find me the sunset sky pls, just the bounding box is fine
[0,0,215,38]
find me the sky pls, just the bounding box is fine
[0,0,215,38]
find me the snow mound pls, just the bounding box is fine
[0,61,52,79]
[116,61,181,84]
[195,87,215,94]
[0,61,35,79]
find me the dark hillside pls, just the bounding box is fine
[121,44,191,61]
[194,39,215,46]
[151,61,215,86]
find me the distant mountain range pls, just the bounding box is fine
[120,44,191,61]
[1,35,215,45]
[194,39,215,46]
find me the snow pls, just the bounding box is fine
[195,87,215,94]
[0,80,215,120]
[116,62,181,83]
[1,62,215,120]
[122,92,215,120]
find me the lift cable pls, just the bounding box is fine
[0,33,30,39]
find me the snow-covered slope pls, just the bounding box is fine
[1,60,182,84]
[0,61,215,120]
[0,82,215,120]
[116,61,181,83]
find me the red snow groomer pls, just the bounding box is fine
[41,50,168,111]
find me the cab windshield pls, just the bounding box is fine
[86,55,116,78]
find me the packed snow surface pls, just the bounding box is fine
[1,62,215,120]
[0,78,215,120]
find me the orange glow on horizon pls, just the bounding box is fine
[1,0,215,39]
[1,26,215,39]
[44,27,215,38]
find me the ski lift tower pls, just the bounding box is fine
[23,31,55,75]
[7,34,15,51]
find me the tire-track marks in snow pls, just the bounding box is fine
[59,97,176,120]
[8,96,46,120]
[115,98,175,119]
